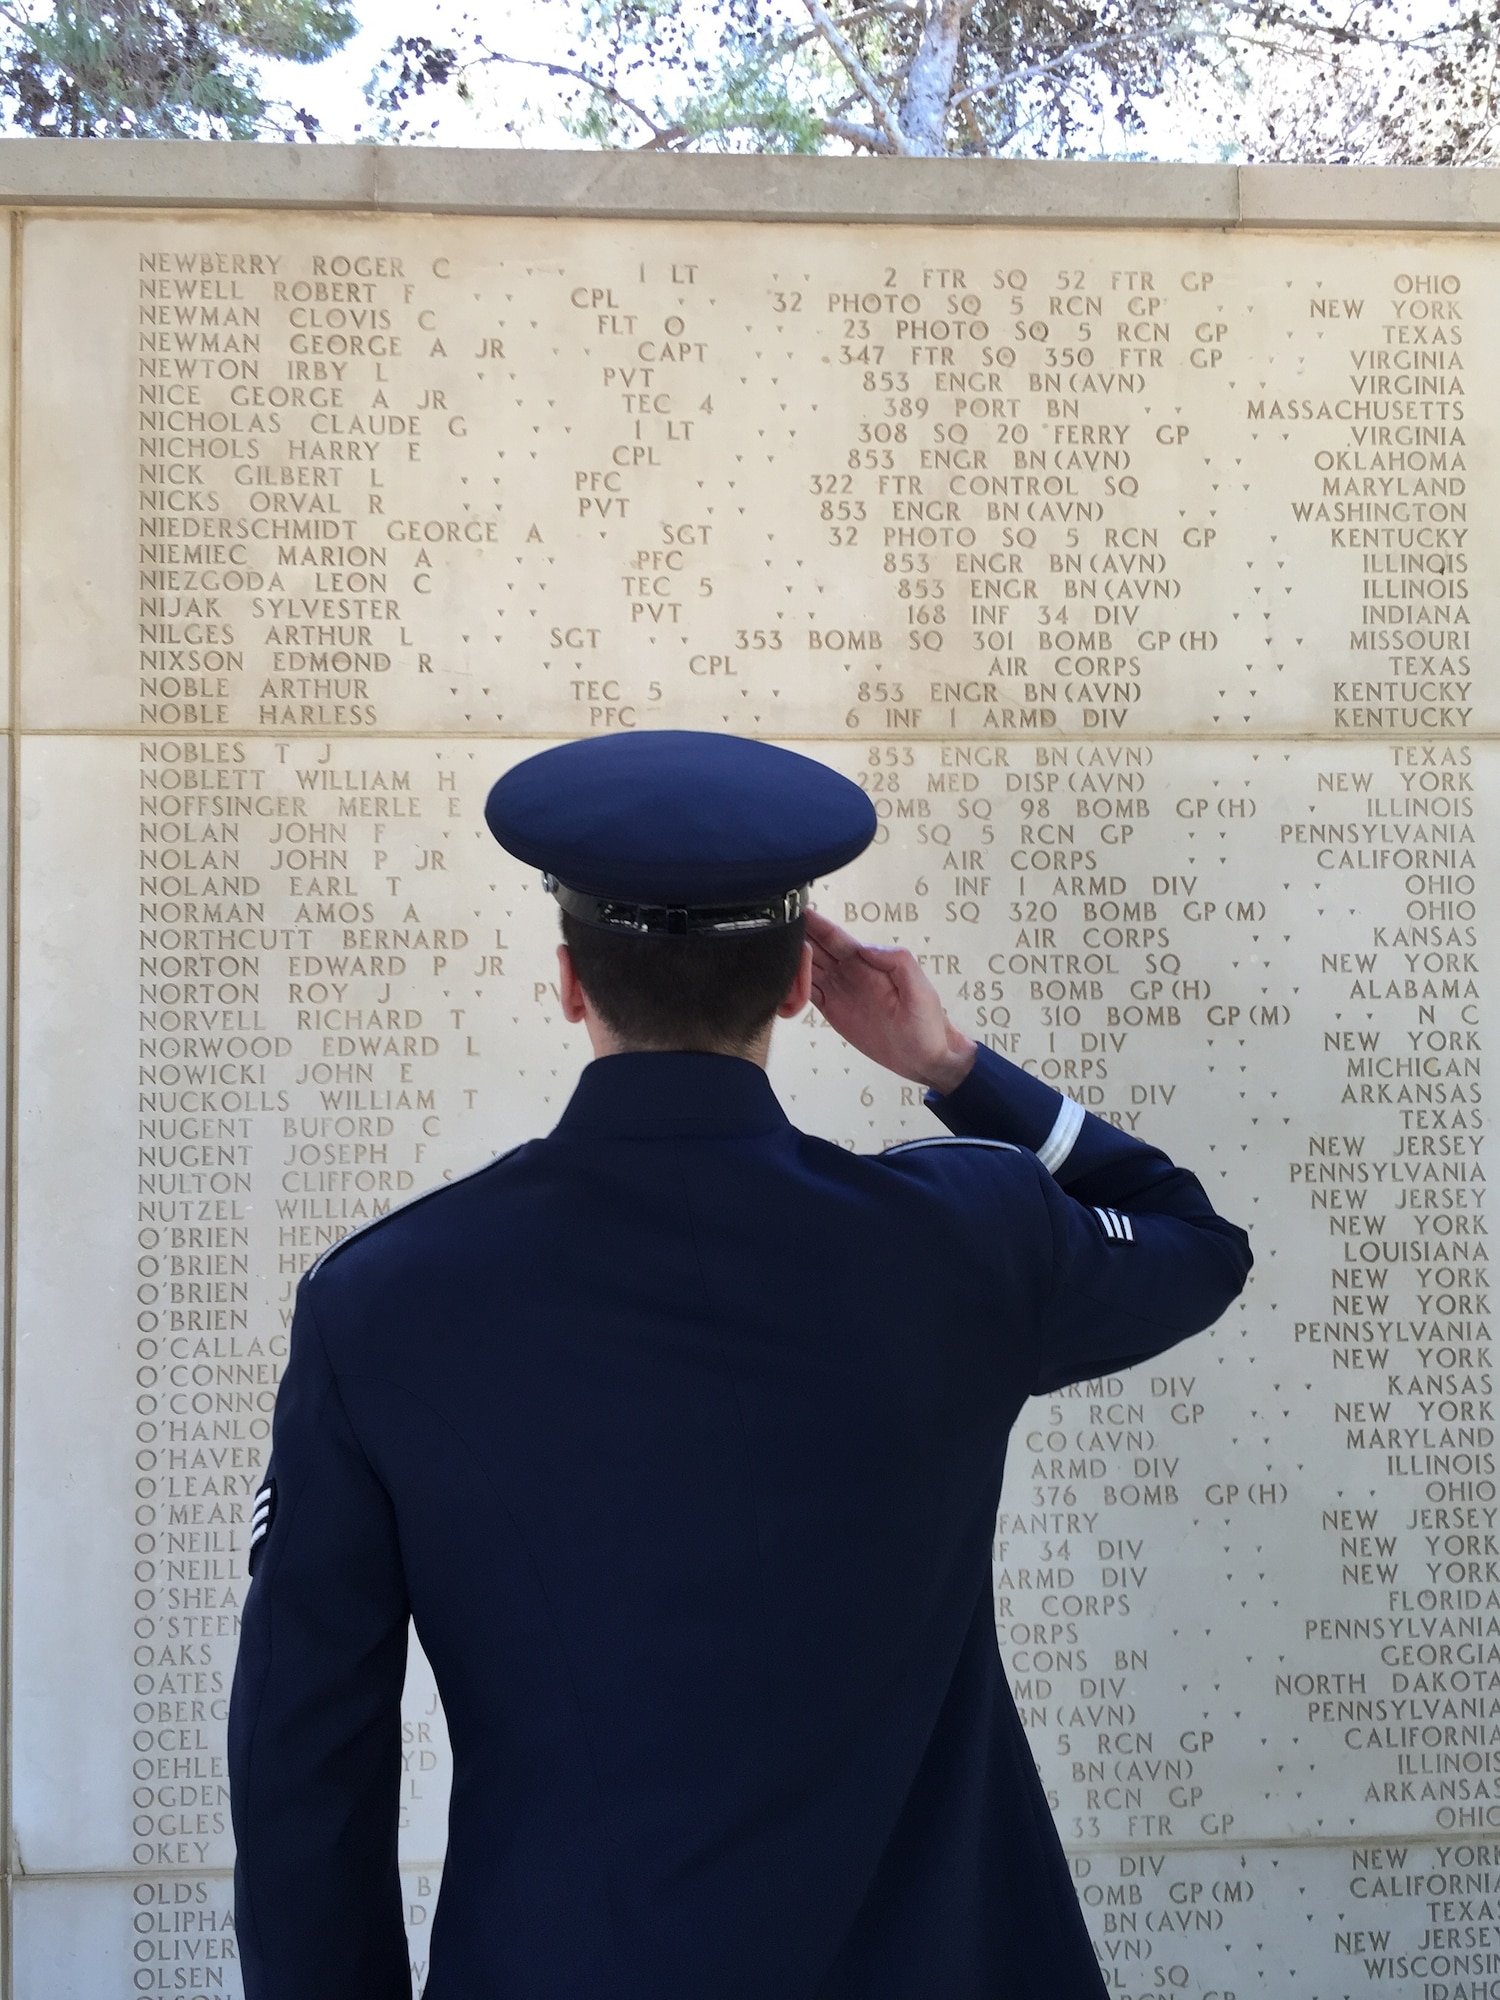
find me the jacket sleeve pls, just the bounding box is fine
[229,1275,412,2000]
[927,1046,1253,1391]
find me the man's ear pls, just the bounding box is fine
[557,943,588,1025]
[776,941,814,1020]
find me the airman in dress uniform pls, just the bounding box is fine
[229,730,1251,2000]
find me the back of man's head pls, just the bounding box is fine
[561,912,806,1056]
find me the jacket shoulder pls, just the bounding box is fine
[873,1133,1045,1192]
[870,1130,1055,1235]
[879,1135,1026,1162]
[795,1128,1046,1199]
[304,1140,533,1285]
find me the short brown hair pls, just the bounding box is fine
[561,912,805,1053]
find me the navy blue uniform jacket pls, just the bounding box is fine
[230,1046,1251,1999]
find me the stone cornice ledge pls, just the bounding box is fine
[1238,163,1500,229]
[0,140,1491,228]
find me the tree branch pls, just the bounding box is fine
[801,0,914,152]
[822,113,899,149]
[953,27,1195,107]
[469,45,669,138]
[948,3,1449,123]
[823,3,921,25]
[633,108,898,152]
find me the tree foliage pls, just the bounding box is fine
[365,0,1500,162]
[1213,0,1500,163]
[0,0,355,136]
[0,0,1489,155]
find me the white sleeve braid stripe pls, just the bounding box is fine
[1036,1095,1085,1176]
[882,1136,1023,1158]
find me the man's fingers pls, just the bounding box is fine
[804,909,860,960]
[857,942,926,1006]
[807,946,852,988]
[811,927,891,986]
[886,950,929,999]
[872,945,937,1008]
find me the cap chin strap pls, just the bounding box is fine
[546,876,810,937]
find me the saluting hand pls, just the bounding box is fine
[805,909,977,1097]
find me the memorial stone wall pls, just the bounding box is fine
[0,145,1495,1998]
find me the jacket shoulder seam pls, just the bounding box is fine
[306,1141,530,1281]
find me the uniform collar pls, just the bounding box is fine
[554,1051,791,1138]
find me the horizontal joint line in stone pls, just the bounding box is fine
[6,1828,1473,1883]
[12,727,1500,746]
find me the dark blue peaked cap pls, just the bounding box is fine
[486,732,877,934]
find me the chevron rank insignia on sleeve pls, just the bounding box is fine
[248,1470,276,1576]
[1093,1207,1134,1244]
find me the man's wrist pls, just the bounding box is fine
[922,1032,978,1098]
